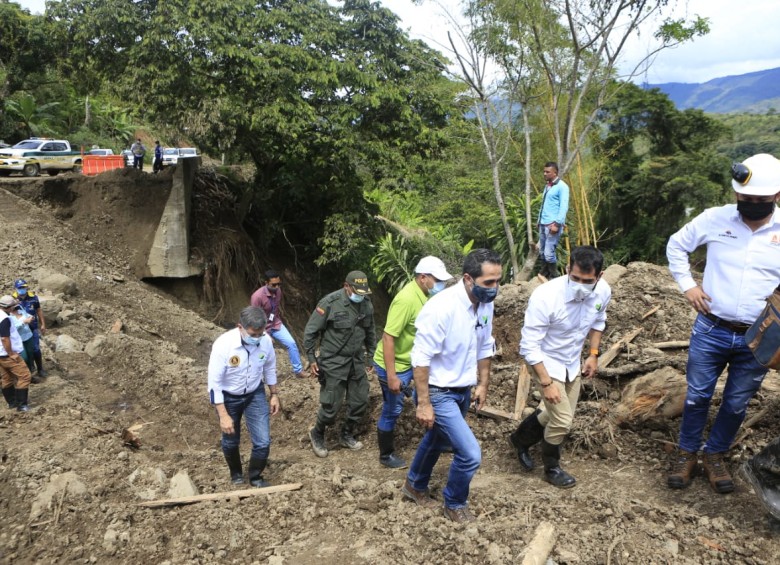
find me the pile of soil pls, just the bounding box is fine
[1,174,779,564]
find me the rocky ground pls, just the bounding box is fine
[0,173,779,564]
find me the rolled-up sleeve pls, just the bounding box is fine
[478,311,495,361]
[667,210,710,293]
[591,294,610,331]
[262,338,277,386]
[519,291,549,366]
[411,305,446,368]
[207,343,227,405]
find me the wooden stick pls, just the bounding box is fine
[138,483,303,508]
[514,364,532,419]
[599,327,643,369]
[469,405,516,421]
[641,305,660,320]
[652,340,689,349]
[521,521,557,565]
[731,408,769,448]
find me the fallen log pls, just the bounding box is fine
[138,483,303,508]
[652,340,689,349]
[611,367,686,426]
[599,327,643,369]
[521,521,557,565]
[599,358,688,378]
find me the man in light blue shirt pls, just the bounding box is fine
[538,162,570,279]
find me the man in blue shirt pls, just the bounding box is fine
[538,162,570,279]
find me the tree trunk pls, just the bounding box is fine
[84,94,91,128]
[517,109,538,282]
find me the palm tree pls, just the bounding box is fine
[5,93,60,138]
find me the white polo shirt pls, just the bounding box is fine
[520,276,610,382]
[207,328,277,404]
[667,204,780,324]
[411,279,495,388]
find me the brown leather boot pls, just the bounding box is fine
[667,450,698,489]
[702,452,735,494]
[401,478,438,508]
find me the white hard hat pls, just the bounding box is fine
[414,256,453,281]
[731,153,780,196]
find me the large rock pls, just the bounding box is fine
[167,470,198,498]
[40,273,79,296]
[30,472,88,521]
[38,294,64,322]
[55,334,83,353]
[85,335,107,357]
[602,264,628,287]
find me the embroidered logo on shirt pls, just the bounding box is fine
[258,354,266,360]
[229,355,240,367]
[595,303,602,311]
[316,306,326,315]
[771,234,780,245]
[718,230,737,239]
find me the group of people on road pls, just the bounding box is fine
[1,279,48,414]
[206,153,780,524]
[129,139,164,173]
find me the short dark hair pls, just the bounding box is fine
[265,269,279,281]
[239,306,267,330]
[544,162,559,172]
[569,246,603,274]
[463,248,502,278]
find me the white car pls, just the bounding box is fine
[161,147,180,167]
[88,149,115,156]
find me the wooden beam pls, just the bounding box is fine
[521,521,557,565]
[599,327,643,369]
[138,483,303,508]
[514,364,532,419]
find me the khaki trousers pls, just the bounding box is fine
[0,354,32,390]
[537,376,581,446]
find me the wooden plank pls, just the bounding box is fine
[599,327,643,369]
[469,405,516,421]
[138,483,303,508]
[514,364,532,419]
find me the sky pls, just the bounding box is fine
[14,0,780,84]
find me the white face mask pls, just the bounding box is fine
[568,278,596,301]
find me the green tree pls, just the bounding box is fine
[5,93,60,137]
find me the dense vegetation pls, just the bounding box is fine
[1,0,775,290]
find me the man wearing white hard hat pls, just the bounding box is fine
[666,153,780,494]
[372,256,453,469]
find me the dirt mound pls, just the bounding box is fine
[1,177,780,564]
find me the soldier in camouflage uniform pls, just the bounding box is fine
[304,271,376,457]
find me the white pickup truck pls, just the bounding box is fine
[0,138,84,177]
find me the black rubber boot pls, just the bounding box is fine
[309,425,329,458]
[508,409,544,471]
[248,457,270,487]
[541,439,576,488]
[223,448,244,484]
[743,437,780,520]
[378,429,407,469]
[34,351,46,378]
[2,386,17,409]
[15,388,29,413]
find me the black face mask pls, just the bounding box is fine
[737,200,776,221]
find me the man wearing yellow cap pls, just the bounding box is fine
[304,271,376,458]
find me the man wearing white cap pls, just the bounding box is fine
[0,295,32,412]
[666,153,780,494]
[373,256,453,469]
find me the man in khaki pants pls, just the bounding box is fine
[508,246,611,488]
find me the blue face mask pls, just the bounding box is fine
[470,281,498,303]
[349,292,365,304]
[241,329,263,346]
[429,281,446,296]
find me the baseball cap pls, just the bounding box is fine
[0,295,19,309]
[14,278,27,289]
[731,154,780,196]
[414,256,453,281]
[345,271,372,295]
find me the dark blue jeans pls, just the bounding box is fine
[221,387,270,460]
[407,386,481,509]
[374,362,414,432]
[678,314,767,454]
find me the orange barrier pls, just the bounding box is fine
[82,155,126,176]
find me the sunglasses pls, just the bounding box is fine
[268,282,282,288]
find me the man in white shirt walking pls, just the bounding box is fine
[208,306,281,487]
[508,246,610,488]
[666,153,780,494]
[401,248,500,523]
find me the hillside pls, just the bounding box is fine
[648,66,780,113]
[1,173,780,563]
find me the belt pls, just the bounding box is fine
[429,385,470,394]
[704,313,751,334]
